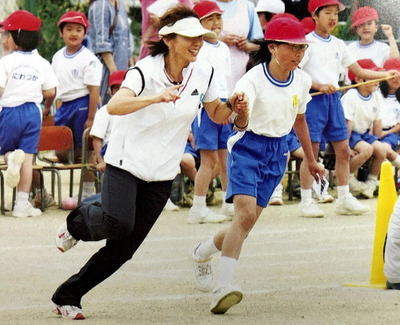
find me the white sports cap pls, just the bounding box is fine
[255,0,285,14]
[159,17,216,38]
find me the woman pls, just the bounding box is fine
[88,0,134,105]
[191,17,325,314]
[51,4,248,320]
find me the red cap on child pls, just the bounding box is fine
[57,11,89,29]
[384,58,400,72]
[301,17,316,34]
[348,59,381,82]
[109,70,126,87]
[264,17,309,44]
[193,1,223,20]
[351,6,379,28]
[270,12,299,22]
[0,10,41,31]
[308,0,346,14]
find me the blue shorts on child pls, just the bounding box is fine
[226,131,288,207]
[0,102,41,155]
[54,95,91,148]
[381,131,400,151]
[349,130,379,149]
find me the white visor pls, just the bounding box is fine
[159,17,216,38]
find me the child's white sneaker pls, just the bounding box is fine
[5,149,25,188]
[12,201,41,218]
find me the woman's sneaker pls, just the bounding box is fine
[55,222,78,252]
[210,285,243,314]
[53,303,85,319]
[192,243,213,292]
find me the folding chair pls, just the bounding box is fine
[77,128,101,204]
[36,126,84,208]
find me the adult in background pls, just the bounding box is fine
[88,0,134,105]
[51,4,248,319]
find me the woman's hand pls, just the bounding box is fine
[156,84,182,103]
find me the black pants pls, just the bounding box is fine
[52,165,172,308]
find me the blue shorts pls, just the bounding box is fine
[381,131,399,151]
[192,108,233,150]
[184,140,200,161]
[306,92,348,144]
[287,129,301,153]
[55,96,91,148]
[349,131,379,149]
[226,131,288,208]
[0,103,41,154]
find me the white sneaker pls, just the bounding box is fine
[187,207,227,224]
[335,194,369,215]
[164,198,179,211]
[221,203,234,220]
[12,201,42,218]
[360,180,376,199]
[210,285,243,314]
[192,243,213,292]
[5,149,25,188]
[299,199,324,218]
[269,196,283,206]
[53,304,85,320]
[269,183,283,205]
[315,193,334,204]
[349,174,368,194]
[55,222,78,252]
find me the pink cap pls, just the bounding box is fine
[0,10,41,31]
[308,0,346,14]
[109,70,126,87]
[384,58,400,72]
[57,11,89,29]
[348,59,381,82]
[301,17,316,34]
[264,17,309,44]
[193,1,223,20]
[351,6,379,28]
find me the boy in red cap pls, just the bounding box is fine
[297,0,399,218]
[0,10,58,218]
[188,0,232,224]
[342,59,387,199]
[191,17,324,314]
[51,10,102,202]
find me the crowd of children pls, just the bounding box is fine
[1,0,400,319]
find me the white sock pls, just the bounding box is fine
[15,191,29,206]
[367,174,378,182]
[195,237,220,260]
[192,195,206,211]
[337,185,350,200]
[391,155,400,169]
[300,188,312,201]
[222,191,227,202]
[217,256,237,287]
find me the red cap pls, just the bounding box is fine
[348,59,381,82]
[301,17,316,34]
[264,17,309,44]
[0,10,41,31]
[57,11,89,29]
[193,1,223,20]
[109,70,126,87]
[270,12,299,22]
[351,6,379,28]
[384,58,400,72]
[308,0,346,14]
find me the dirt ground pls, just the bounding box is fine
[1,178,400,325]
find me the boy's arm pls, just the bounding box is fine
[86,85,100,129]
[92,136,106,173]
[381,24,400,59]
[42,88,56,118]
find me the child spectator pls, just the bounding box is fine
[343,59,387,199]
[0,10,58,217]
[188,0,232,223]
[52,11,102,200]
[255,0,285,32]
[297,0,397,218]
[345,6,399,84]
[379,58,400,170]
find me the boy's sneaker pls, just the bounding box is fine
[269,196,283,206]
[269,183,283,205]
[360,180,376,199]
[221,203,234,220]
[335,194,369,215]
[53,304,85,320]
[55,222,78,252]
[210,285,243,314]
[12,201,42,218]
[187,207,227,224]
[192,243,213,292]
[33,188,56,209]
[316,193,334,204]
[349,174,368,194]
[299,199,324,218]
[164,198,179,211]
[5,149,25,188]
